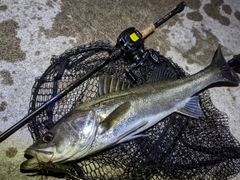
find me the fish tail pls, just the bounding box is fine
[209,46,240,85]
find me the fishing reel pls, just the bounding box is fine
[116,27,146,63]
[116,26,166,84]
[117,27,161,64]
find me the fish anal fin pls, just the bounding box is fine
[177,95,203,119]
[100,102,131,130]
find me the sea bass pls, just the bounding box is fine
[21,47,239,171]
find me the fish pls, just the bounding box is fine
[20,47,239,171]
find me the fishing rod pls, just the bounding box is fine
[0,2,186,143]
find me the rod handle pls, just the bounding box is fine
[140,23,156,39]
[140,2,186,39]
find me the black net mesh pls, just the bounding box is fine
[27,40,240,179]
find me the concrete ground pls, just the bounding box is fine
[0,0,240,179]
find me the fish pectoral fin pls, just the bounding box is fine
[117,120,148,144]
[177,95,203,119]
[100,102,131,131]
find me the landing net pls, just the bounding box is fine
[27,40,240,179]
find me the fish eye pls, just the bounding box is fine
[42,132,54,143]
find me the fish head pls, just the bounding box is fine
[20,131,56,171]
[21,109,99,171]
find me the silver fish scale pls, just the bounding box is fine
[27,41,240,180]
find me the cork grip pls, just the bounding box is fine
[140,24,156,39]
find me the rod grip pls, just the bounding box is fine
[140,23,156,39]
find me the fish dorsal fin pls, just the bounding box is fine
[177,95,203,119]
[100,102,131,132]
[98,75,131,96]
[147,65,178,83]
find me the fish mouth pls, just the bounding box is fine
[20,149,55,172]
[20,151,39,172]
